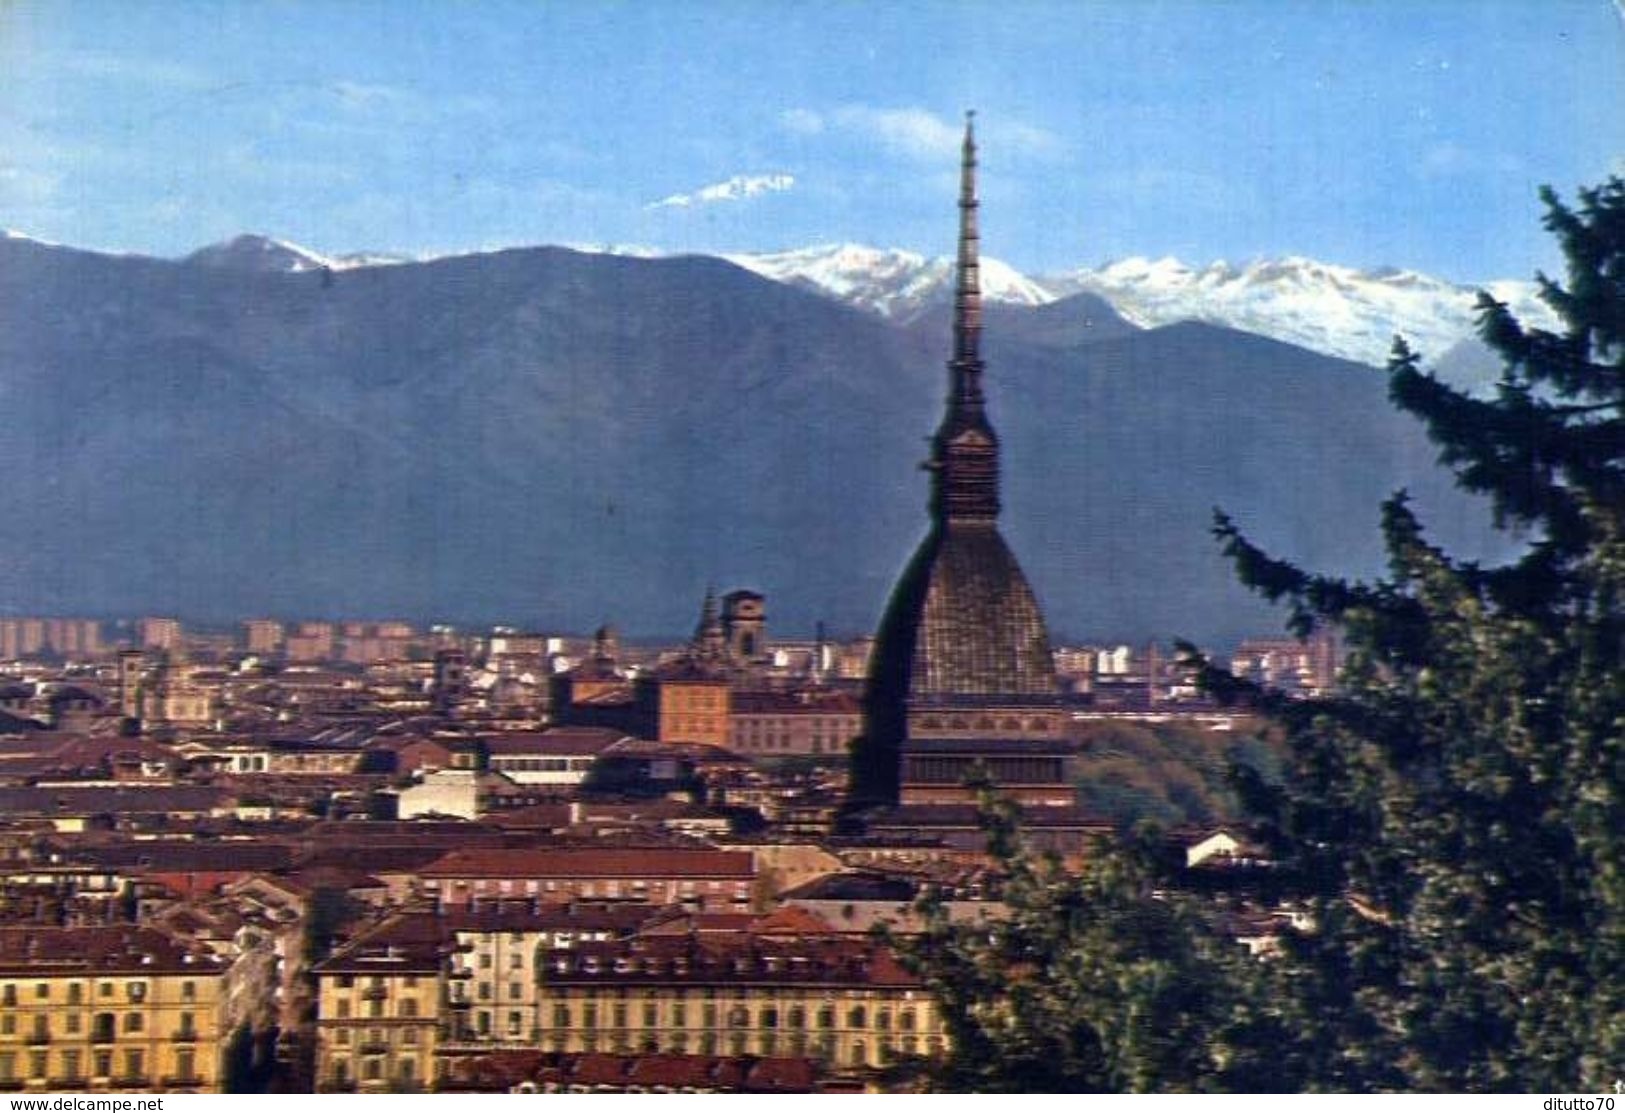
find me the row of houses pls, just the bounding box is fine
[311,907,941,1092]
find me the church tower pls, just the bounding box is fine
[854,114,1067,807]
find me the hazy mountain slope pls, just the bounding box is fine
[0,235,1507,644]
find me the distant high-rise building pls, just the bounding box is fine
[855,114,1069,807]
[138,616,182,651]
[244,618,284,655]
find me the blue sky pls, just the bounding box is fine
[1,1,1620,281]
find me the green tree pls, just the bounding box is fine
[1196,178,1623,1091]
[893,797,1275,1092]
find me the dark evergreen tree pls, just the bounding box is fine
[1195,178,1623,1091]
[893,798,1277,1092]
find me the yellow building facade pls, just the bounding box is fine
[313,917,443,1092]
[0,927,227,1093]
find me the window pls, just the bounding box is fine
[121,1049,144,1082]
[337,976,354,989]
[0,1015,12,1036]
[399,1059,416,1084]
[98,983,113,999]
[643,1001,658,1028]
[402,1028,418,1046]
[848,1006,867,1029]
[178,1012,196,1037]
[0,1052,14,1082]
[92,1014,114,1043]
[124,1013,144,1034]
[0,986,12,1007]
[335,1029,351,1046]
[30,1016,47,1041]
[175,1049,195,1081]
[507,1011,523,1036]
[400,998,418,1019]
[60,1050,81,1082]
[67,984,82,1005]
[363,1058,382,1082]
[509,953,523,970]
[336,999,350,1019]
[34,983,47,1000]
[93,1050,112,1079]
[181,981,196,1001]
[552,1004,568,1029]
[65,1014,80,1035]
[28,1052,46,1082]
[125,982,146,1003]
[508,982,523,1001]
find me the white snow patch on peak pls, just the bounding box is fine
[2,228,73,250]
[722,242,1052,319]
[565,242,668,259]
[1044,254,1560,367]
[182,233,409,273]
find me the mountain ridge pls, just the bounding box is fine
[0,232,1513,645]
[5,229,1554,371]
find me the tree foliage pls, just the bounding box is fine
[1205,179,1622,1091]
[906,180,1623,1092]
[894,798,1277,1092]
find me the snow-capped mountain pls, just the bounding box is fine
[722,244,1051,321]
[719,243,1556,369]
[153,232,1562,370]
[182,234,410,273]
[1043,255,1558,368]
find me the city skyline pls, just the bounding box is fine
[2,1,1621,282]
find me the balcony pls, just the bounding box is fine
[48,1078,88,1090]
[359,1041,389,1055]
[173,1030,198,1043]
[160,1075,205,1089]
[112,1077,152,1089]
[25,1033,50,1046]
[361,986,389,1001]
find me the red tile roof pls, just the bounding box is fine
[0,925,225,977]
[419,847,754,880]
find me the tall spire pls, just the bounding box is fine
[953,110,983,374]
[693,585,725,663]
[930,110,1001,524]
